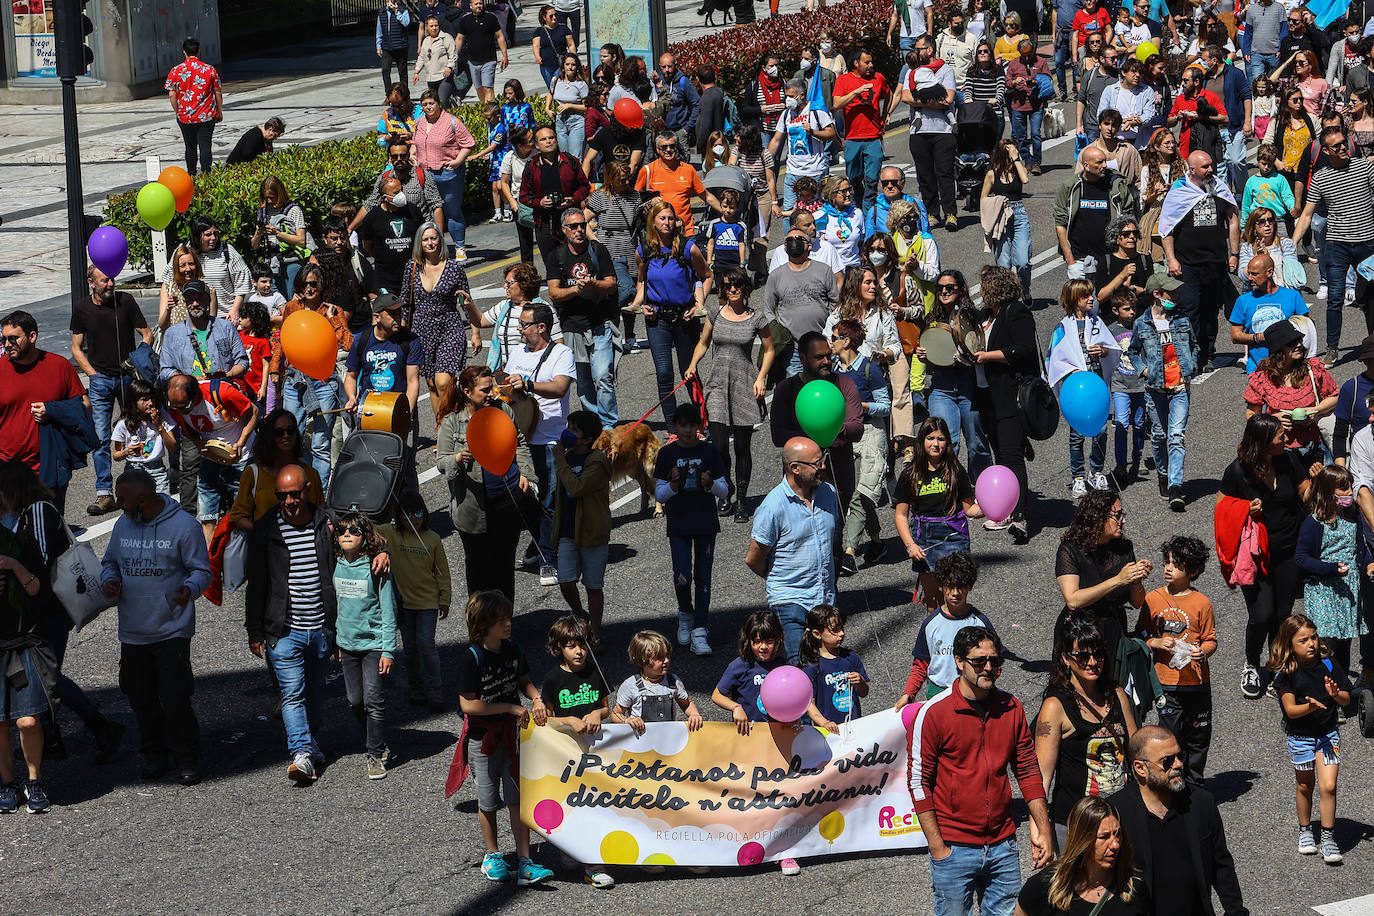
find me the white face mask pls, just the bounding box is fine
[820,42,833,53]
[869,252,888,266]
[765,65,779,78]
[800,58,813,71]
[389,189,408,208]
[785,96,800,110]
[712,144,725,156]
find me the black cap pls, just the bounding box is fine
[182,279,209,301]
[1263,319,1303,354]
[372,293,404,314]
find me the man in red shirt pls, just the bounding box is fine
[1167,66,1226,157]
[909,626,1052,915]
[833,50,890,212]
[164,37,223,176]
[0,310,88,514]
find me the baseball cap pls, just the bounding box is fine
[182,279,209,300]
[1144,272,1182,293]
[372,293,405,314]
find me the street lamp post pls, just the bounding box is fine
[53,0,90,295]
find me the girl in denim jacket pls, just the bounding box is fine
[1128,272,1197,512]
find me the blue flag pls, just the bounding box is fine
[1307,0,1345,29]
[808,67,828,113]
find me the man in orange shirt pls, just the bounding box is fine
[634,131,722,234]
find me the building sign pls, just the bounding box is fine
[12,0,57,78]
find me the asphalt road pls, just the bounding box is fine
[13,108,1374,916]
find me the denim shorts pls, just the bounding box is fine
[1288,730,1341,771]
[0,648,49,721]
[468,59,498,88]
[467,735,519,811]
[557,539,608,589]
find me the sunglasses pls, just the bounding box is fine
[791,457,825,469]
[1109,509,1126,521]
[1256,216,1276,224]
[272,427,297,438]
[388,154,409,161]
[517,319,540,328]
[936,283,960,292]
[962,655,1003,669]
[1067,649,1102,663]
[275,489,304,500]
[564,221,587,230]
[722,280,743,289]
[880,179,903,187]
[337,524,365,536]
[1119,228,1139,237]
[1151,752,1183,770]
[302,280,321,288]
[1,334,23,345]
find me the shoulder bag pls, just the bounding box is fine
[1016,317,1059,440]
[42,503,115,632]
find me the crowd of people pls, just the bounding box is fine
[18,0,1374,910]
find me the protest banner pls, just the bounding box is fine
[519,708,925,867]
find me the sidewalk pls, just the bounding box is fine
[0,0,724,351]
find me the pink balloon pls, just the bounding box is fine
[760,665,812,722]
[737,841,765,866]
[533,799,563,833]
[975,465,1021,523]
[901,701,925,732]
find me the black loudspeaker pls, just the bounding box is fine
[328,431,404,519]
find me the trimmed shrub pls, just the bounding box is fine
[102,100,550,271]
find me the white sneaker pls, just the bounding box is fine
[677,614,692,646]
[584,865,615,887]
[1091,472,1109,491]
[1317,283,1328,300]
[1298,825,1318,855]
[1072,477,1088,499]
[690,627,712,656]
[1346,288,1357,306]
[287,752,316,784]
[538,565,558,586]
[453,246,469,262]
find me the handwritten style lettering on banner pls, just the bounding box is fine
[520,709,925,866]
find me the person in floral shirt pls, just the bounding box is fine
[164,38,223,176]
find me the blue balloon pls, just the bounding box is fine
[1059,371,1111,437]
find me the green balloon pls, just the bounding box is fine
[796,378,846,448]
[136,182,176,232]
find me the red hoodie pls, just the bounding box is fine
[908,684,1045,846]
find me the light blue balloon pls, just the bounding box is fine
[1059,371,1111,437]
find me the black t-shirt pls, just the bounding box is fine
[1017,868,1152,916]
[225,126,270,166]
[541,664,610,718]
[1275,657,1352,737]
[1095,251,1151,309]
[653,440,727,538]
[1146,805,1201,916]
[894,465,973,517]
[547,241,617,333]
[1069,178,1112,264]
[1055,538,1137,671]
[1171,195,1233,267]
[456,639,528,738]
[458,12,502,63]
[358,206,422,296]
[1220,453,1307,553]
[69,292,148,375]
[588,125,647,182]
[535,24,573,68]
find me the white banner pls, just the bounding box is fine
[520,708,926,867]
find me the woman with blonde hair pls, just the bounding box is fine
[1238,207,1299,292]
[159,244,220,330]
[631,197,711,423]
[1014,795,1148,914]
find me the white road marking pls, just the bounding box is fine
[1314,894,1374,915]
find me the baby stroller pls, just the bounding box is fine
[955,100,999,212]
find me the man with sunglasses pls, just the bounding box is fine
[1228,253,1308,374]
[864,166,928,238]
[547,209,620,428]
[350,141,445,243]
[1110,725,1248,916]
[1167,66,1227,159]
[909,626,1052,916]
[634,130,719,235]
[1279,8,1329,73]
[745,436,841,663]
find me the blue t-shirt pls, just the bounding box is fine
[1227,286,1307,373]
[805,648,868,723]
[1054,0,1083,27]
[708,219,748,267]
[346,327,422,395]
[912,605,998,690]
[1335,372,1374,446]
[716,655,786,721]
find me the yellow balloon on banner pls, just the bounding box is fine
[642,853,677,866]
[819,810,845,844]
[601,830,640,864]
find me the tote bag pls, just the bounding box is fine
[43,503,114,632]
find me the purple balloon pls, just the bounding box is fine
[975,465,1021,524]
[87,226,129,279]
[760,665,812,722]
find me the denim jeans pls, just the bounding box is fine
[771,601,811,664]
[568,320,622,427]
[781,169,821,213]
[196,451,247,523]
[283,372,339,490]
[1324,239,1374,349]
[1112,390,1147,468]
[1246,52,1279,82]
[1068,428,1107,480]
[646,316,702,423]
[1221,127,1249,194]
[1145,386,1189,489]
[88,372,128,495]
[527,442,556,561]
[993,201,1031,295]
[428,166,467,248]
[1009,108,1044,166]
[928,370,992,477]
[265,627,331,757]
[929,837,1022,916]
[274,260,303,299]
[556,112,586,161]
[398,606,441,697]
[844,138,884,212]
[340,648,387,758]
[40,611,101,729]
[1053,30,1074,94]
[1313,207,1328,285]
[670,533,716,630]
[539,63,559,91]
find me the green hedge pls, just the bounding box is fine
[103,101,549,271]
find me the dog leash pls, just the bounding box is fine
[623,376,690,432]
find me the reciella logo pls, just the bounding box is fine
[878,805,922,838]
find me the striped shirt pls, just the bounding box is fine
[1308,157,1374,244]
[280,517,324,630]
[584,190,641,260]
[964,68,1005,107]
[159,243,252,312]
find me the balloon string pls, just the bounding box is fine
[500,475,551,568]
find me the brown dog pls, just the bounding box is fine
[593,422,663,517]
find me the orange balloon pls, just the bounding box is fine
[280,309,338,381]
[158,166,195,213]
[467,406,518,476]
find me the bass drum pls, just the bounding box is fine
[359,391,411,440]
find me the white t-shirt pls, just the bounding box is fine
[247,290,286,319]
[503,341,576,445]
[768,238,843,274]
[112,414,175,466]
[614,673,689,718]
[896,0,929,39]
[500,148,533,192]
[773,105,835,178]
